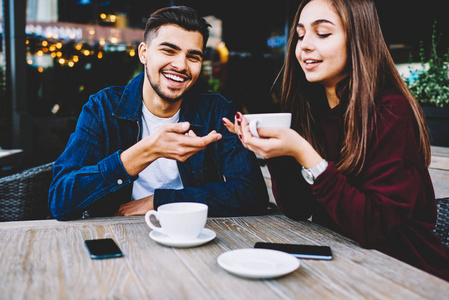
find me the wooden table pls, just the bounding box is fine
[0,215,448,299]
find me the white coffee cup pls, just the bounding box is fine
[244,113,292,138]
[145,202,208,240]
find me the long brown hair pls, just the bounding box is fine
[281,0,430,175]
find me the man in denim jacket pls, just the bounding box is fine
[49,6,268,220]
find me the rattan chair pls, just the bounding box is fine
[434,197,449,248]
[0,162,54,222]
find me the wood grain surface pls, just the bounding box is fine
[1,215,448,300]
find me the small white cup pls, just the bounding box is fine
[244,113,292,138]
[145,202,208,240]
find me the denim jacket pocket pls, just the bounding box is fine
[193,165,225,186]
[192,167,208,186]
[191,157,225,187]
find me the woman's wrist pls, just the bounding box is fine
[291,139,323,168]
[301,153,324,169]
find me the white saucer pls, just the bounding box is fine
[149,228,216,248]
[217,248,300,279]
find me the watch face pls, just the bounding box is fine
[301,168,314,185]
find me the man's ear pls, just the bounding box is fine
[138,42,147,64]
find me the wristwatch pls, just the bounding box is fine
[301,159,328,185]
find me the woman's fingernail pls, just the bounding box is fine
[238,134,242,139]
[237,120,241,126]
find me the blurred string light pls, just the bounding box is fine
[51,104,60,114]
[26,37,139,69]
[99,13,117,24]
[26,9,138,69]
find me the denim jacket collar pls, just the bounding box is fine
[113,73,144,121]
[112,72,203,131]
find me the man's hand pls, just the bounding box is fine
[115,195,154,216]
[120,122,222,176]
[150,122,221,162]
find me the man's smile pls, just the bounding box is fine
[163,73,187,82]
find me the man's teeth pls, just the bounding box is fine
[164,74,185,82]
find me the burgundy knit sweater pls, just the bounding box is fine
[267,92,449,281]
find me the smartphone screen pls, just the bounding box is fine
[254,242,332,260]
[85,238,123,259]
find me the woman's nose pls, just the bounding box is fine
[299,34,314,51]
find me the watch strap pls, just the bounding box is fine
[301,159,328,185]
[308,159,328,178]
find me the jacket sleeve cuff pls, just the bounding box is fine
[153,189,178,209]
[310,161,338,192]
[98,151,137,191]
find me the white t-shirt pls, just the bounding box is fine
[131,105,184,200]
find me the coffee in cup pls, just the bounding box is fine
[244,113,292,138]
[145,202,208,240]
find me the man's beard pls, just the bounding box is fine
[146,65,184,103]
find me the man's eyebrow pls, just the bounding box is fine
[159,42,181,50]
[159,42,203,57]
[297,19,335,29]
[188,49,204,57]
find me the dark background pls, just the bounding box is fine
[58,0,449,58]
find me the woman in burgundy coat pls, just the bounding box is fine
[224,0,449,281]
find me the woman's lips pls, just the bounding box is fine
[303,59,322,70]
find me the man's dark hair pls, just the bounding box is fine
[144,6,211,50]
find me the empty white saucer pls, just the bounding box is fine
[149,228,216,248]
[217,248,300,279]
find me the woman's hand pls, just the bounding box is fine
[223,112,323,168]
[222,115,239,135]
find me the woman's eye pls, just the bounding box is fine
[318,33,331,38]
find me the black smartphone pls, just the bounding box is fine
[85,238,123,259]
[254,242,333,260]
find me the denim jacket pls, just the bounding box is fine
[49,73,269,220]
